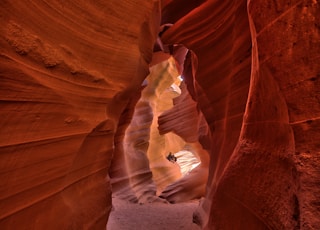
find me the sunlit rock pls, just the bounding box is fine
[1,0,319,229]
[122,58,184,202]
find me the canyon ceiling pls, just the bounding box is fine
[0,0,319,229]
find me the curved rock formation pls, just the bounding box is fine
[112,57,210,205]
[0,0,160,229]
[158,81,210,203]
[1,0,319,229]
[122,58,183,203]
[160,0,320,229]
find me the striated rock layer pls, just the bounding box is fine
[158,81,210,203]
[161,0,320,229]
[121,58,184,203]
[1,0,320,229]
[0,0,160,229]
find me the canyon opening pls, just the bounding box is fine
[1,1,320,230]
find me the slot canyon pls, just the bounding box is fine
[0,0,319,229]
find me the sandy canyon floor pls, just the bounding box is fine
[107,197,201,230]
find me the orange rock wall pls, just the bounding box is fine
[1,0,319,229]
[161,0,319,229]
[0,1,160,229]
[249,1,320,228]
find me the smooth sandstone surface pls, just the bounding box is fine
[1,0,319,229]
[0,0,160,229]
[161,1,319,229]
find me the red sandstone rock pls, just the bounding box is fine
[0,0,160,229]
[157,82,210,203]
[1,0,320,229]
[161,0,320,229]
[122,58,183,203]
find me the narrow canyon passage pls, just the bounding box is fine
[1,1,319,229]
[107,197,200,230]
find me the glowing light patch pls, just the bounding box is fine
[178,75,184,81]
[174,150,200,176]
[169,83,181,94]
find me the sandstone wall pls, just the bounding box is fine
[0,1,160,229]
[1,0,319,229]
[161,0,319,229]
[122,58,183,203]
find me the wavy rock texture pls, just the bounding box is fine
[161,0,320,229]
[1,0,320,229]
[114,57,210,204]
[108,88,143,203]
[0,0,160,229]
[158,82,210,203]
[122,58,184,203]
[146,60,185,193]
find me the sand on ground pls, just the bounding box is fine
[107,197,201,230]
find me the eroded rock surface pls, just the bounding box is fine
[1,0,319,229]
[122,58,184,203]
[0,1,160,229]
[161,0,320,229]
